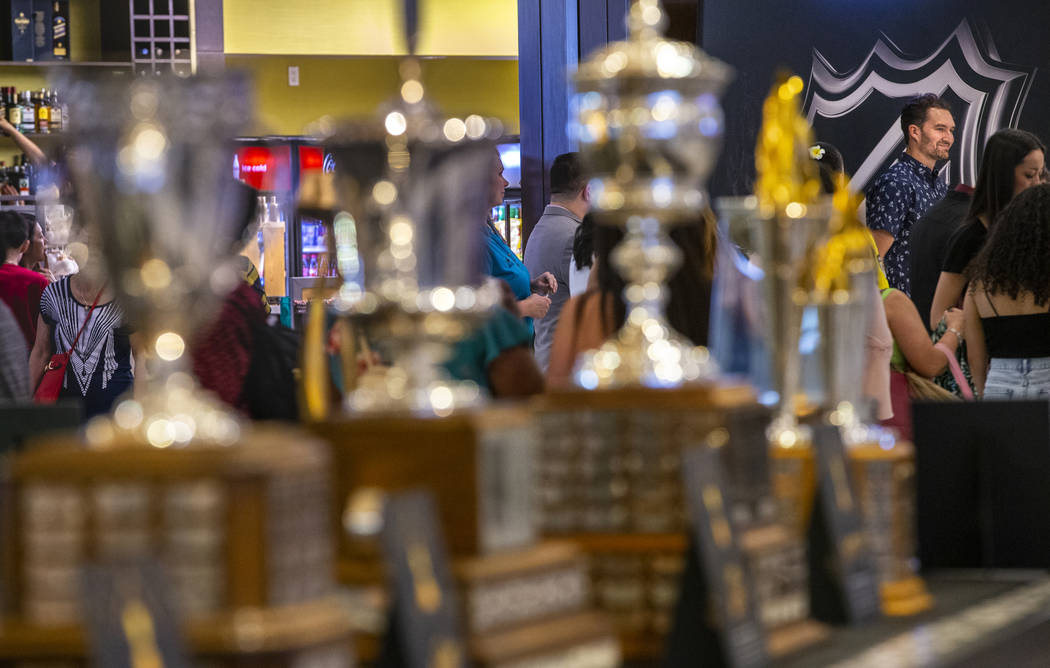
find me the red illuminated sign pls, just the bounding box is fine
[233,145,292,191]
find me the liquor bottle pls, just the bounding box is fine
[20,91,34,134]
[18,160,30,196]
[7,88,21,129]
[49,89,61,132]
[51,1,69,61]
[34,89,48,134]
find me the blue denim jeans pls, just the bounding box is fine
[983,357,1050,399]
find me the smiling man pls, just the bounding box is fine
[867,94,955,295]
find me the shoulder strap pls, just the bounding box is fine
[933,341,974,400]
[68,284,106,355]
[983,290,1000,316]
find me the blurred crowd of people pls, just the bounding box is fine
[6,92,1050,438]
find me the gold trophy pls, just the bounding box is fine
[811,183,933,617]
[718,74,832,542]
[535,4,826,660]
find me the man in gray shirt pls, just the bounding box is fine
[524,152,591,371]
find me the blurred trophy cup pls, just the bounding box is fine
[810,182,932,616]
[62,73,253,447]
[533,3,827,661]
[323,75,502,416]
[305,3,619,665]
[0,73,356,667]
[569,0,730,388]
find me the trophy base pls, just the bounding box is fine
[344,373,485,417]
[572,335,718,390]
[310,404,536,557]
[881,576,934,617]
[336,541,615,666]
[81,374,244,448]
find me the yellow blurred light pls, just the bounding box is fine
[384,111,407,136]
[140,258,172,289]
[155,332,186,361]
[442,118,467,142]
[146,418,175,448]
[401,79,424,104]
[372,180,397,205]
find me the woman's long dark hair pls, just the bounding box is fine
[968,128,1045,226]
[584,211,716,347]
[966,183,1050,306]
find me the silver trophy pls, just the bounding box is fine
[569,0,731,388]
[325,42,503,416]
[720,196,831,447]
[62,73,252,447]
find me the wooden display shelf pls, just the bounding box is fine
[0,597,355,658]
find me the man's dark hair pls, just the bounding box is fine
[0,211,28,252]
[900,93,952,139]
[549,152,587,196]
[968,128,1045,227]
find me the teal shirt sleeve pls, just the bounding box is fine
[443,307,533,390]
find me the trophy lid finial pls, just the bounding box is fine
[626,0,668,38]
[575,0,730,92]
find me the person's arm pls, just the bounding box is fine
[546,296,582,389]
[28,314,53,390]
[884,289,960,377]
[531,271,558,295]
[871,229,895,259]
[929,271,967,330]
[963,290,987,396]
[865,177,905,259]
[0,116,47,166]
[519,293,551,319]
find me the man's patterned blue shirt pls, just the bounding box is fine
[866,152,947,296]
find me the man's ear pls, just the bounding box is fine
[17,239,29,256]
[581,183,591,203]
[908,123,921,145]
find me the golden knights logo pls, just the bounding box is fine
[803,20,1034,190]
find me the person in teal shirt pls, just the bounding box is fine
[483,150,557,337]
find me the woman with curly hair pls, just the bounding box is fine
[963,184,1050,397]
[930,129,1045,327]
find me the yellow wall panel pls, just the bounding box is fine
[225,56,520,137]
[223,0,516,57]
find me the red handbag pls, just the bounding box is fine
[33,286,105,404]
